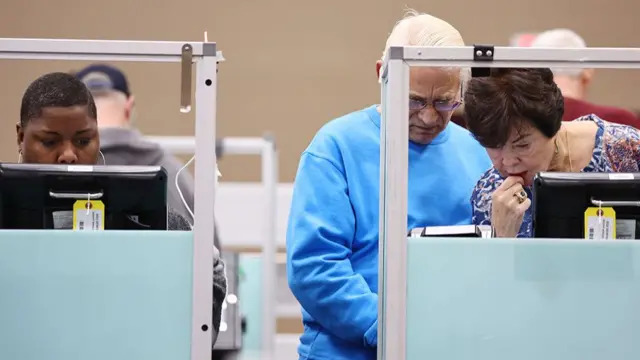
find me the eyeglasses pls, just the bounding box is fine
[409,98,462,112]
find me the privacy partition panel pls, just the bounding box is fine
[379,45,640,360]
[0,38,222,360]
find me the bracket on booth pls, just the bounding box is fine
[472,44,494,78]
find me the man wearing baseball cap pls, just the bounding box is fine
[75,64,196,223]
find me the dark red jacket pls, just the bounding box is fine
[453,97,640,130]
[563,97,640,128]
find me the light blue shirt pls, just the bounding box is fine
[286,105,492,360]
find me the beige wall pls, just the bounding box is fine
[1,0,639,182]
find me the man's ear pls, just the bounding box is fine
[581,68,595,88]
[124,95,136,123]
[16,123,23,148]
[376,60,383,81]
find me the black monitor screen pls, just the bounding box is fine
[0,163,168,230]
[533,172,640,239]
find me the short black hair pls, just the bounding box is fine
[464,68,564,148]
[20,72,97,127]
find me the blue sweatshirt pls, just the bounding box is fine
[286,105,492,360]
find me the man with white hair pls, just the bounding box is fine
[286,11,491,360]
[530,29,640,128]
[74,64,196,222]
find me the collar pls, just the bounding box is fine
[98,127,144,148]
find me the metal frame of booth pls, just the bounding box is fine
[145,134,279,357]
[0,38,221,360]
[379,45,640,360]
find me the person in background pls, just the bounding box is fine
[286,10,492,360]
[74,64,196,222]
[17,72,227,341]
[464,68,640,238]
[530,29,640,128]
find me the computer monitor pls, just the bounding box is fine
[0,163,168,230]
[533,172,640,239]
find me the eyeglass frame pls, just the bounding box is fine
[408,88,463,112]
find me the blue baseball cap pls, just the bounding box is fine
[75,64,131,97]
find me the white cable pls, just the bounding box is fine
[176,155,196,227]
[175,154,221,229]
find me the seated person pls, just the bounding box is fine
[286,10,492,360]
[73,64,225,254]
[464,68,640,238]
[74,64,197,223]
[530,29,640,128]
[16,71,227,339]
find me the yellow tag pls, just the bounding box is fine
[584,207,616,240]
[72,200,105,231]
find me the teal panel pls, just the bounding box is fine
[406,238,640,360]
[0,230,193,360]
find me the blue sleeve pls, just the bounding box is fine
[286,151,378,347]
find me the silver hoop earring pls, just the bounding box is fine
[17,152,22,164]
[99,151,106,165]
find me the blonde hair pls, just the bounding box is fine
[379,9,469,88]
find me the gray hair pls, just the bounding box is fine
[92,89,128,104]
[93,90,137,125]
[379,9,469,90]
[529,28,587,77]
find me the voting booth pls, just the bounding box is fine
[379,45,640,360]
[0,38,220,360]
[144,134,280,358]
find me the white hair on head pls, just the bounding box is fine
[93,90,128,105]
[530,29,587,77]
[379,9,469,90]
[93,90,136,125]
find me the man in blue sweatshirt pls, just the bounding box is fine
[286,10,493,360]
